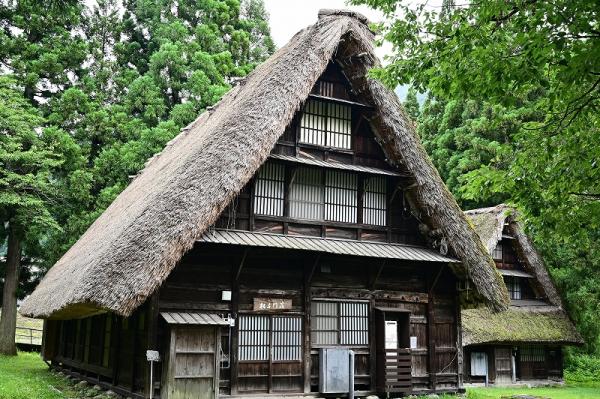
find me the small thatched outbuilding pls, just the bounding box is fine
[463,205,582,385]
[21,9,511,398]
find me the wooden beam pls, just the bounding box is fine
[369,260,386,290]
[428,263,446,297]
[234,249,249,282]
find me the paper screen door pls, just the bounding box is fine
[384,320,398,349]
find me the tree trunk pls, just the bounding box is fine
[0,223,21,356]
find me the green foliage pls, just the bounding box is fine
[564,353,600,387]
[466,385,600,399]
[369,0,600,356]
[0,0,274,295]
[403,86,420,121]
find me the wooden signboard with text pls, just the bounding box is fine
[253,297,292,312]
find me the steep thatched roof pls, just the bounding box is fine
[462,306,583,346]
[20,9,508,320]
[465,204,562,307]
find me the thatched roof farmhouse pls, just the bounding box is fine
[21,9,508,321]
[22,9,584,398]
[463,204,582,385]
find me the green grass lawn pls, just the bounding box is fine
[1,351,600,399]
[0,352,80,399]
[467,385,600,399]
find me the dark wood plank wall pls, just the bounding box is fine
[463,345,564,384]
[157,242,460,395]
[46,305,150,398]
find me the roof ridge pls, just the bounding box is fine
[318,9,370,26]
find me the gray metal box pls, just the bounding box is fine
[318,348,352,394]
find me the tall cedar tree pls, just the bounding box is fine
[0,0,274,353]
[0,77,79,355]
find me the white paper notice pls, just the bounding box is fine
[410,336,418,349]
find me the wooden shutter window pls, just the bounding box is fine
[300,100,327,146]
[327,102,351,149]
[311,301,338,345]
[272,316,302,361]
[239,315,270,361]
[363,176,387,226]
[311,301,369,346]
[238,315,302,362]
[340,302,368,345]
[254,162,285,217]
[299,99,352,150]
[504,276,522,300]
[492,242,503,261]
[325,170,357,223]
[102,314,112,368]
[289,167,324,220]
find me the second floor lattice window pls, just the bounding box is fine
[254,162,285,216]
[289,167,324,220]
[300,99,352,150]
[255,162,388,227]
[492,242,503,261]
[325,170,357,223]
[504,276,522,300]
[363,176,387,226]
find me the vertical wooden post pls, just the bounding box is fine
[427,268,438,392]
[303,255,319,393]
[147,293,160,397]
[230,249,247,395]
[455,285,464,390]
[111,316,121,386]
[130,312,139,392]
[368,297,377,391]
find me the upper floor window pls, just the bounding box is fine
[254,162,285,217]
[492,242,503,261]
[504,276,522,300]
[254,162,387,227]
[300,99,352,150]
[363,176,387,226]
[325,170,357,223]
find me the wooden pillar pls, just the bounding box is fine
[368,260,384,391]
[427,294,437,391]
[427,265,442,392]
[455,287,464,389]
[303,255,319,393]
[368,297,377,391]
[147,293,160,397]
[230,249,248,395]
[111,316,121,386]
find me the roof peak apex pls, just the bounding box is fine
[318,9,370,26]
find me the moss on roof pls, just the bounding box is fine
[462,307,583,346]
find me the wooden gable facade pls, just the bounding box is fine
[41,61,464,398]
